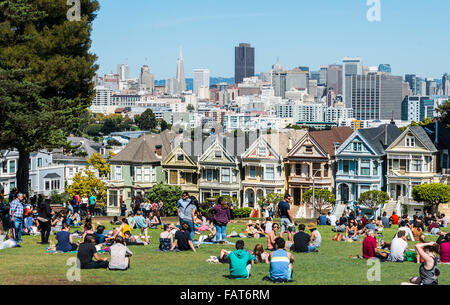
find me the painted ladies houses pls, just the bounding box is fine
[241,136,285,208]
[197,138,241,204]
[385,125,444,215]
[285,127,353,211]
[161,144,200,199]
[334,123,402,215]
[107,130,177,215]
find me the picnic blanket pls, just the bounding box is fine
[193,241,236,246]
[46,247,109,254]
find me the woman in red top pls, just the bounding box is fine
[391,212,399,225]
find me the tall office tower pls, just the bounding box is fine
[308,80,318,98]
[442,73,449,96]
[193,69,210,95]
[378,64,392,73]
[349,73,403,120]
[319,65,328,86]
[139,65,155,93]
[327,65,343,95]
[405,74,423,96]
[235,43,255,84]
[272,70,286,98]
[286,70,309,91]
[166,78,178,95]
[117,64,130,82]
[176,46,186,94]
[310,71,320,82]
[426,78,437,96]
[342,57,363,106]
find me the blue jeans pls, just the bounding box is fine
[215,225,227,242]
[185,221,195,241]
[307,245,318,253]
[13,217,23,242]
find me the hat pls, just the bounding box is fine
[307,223,317,230]
[248,220,253,224]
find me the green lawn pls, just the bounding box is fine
[0,218,449,285]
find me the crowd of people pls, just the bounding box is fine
[1,187,449,284]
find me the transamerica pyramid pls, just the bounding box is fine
[176,46,186,94]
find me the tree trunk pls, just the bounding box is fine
[16,149,30,196]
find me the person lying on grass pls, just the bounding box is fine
[123,231,148,246]
[402,242,440,285]
[108,235,133,271]
[219,240,255,280]
[170,222,196,252]
[77,234,109,270]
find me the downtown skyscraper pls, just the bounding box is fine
[176,46,186,94]
[235,43,255,85]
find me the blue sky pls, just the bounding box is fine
[91,0,450,79]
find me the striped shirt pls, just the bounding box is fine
[270,249,291,280]
[9,199,24,218]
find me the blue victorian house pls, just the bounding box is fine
[334,123,402,216]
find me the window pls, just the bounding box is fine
[215,150,222,158]
[221,168,230,182]
[373,162,378,175]
[424,156,431,172]
[177,154,184,161]
[115,166,122,180]
[232,170,237,183]
[305,145,313,153]
[324,164,329,177]
[51,179,60,190]
[249,166,257,178]
[2,161,7,173]
[207,169,214,181]
[170,171,178,184]
[9,160,15,174]
[152,167,156,182]
[392,159,400,170]
[411,159,422,172]
[37,158,42,168]
[406,137,415,147]
[343,160,349,174]
[360,161,370,176]
[313,163,321,177]
[109,190,118,207]
[180,173,186,184]
[353,142,362,152]
[45,180,50,191]
[258,146,267,155]
[136,167,142,181]
[10,182,15,191]
[144,168,150,182]
[266,167,274,180]
[295,164,302,176]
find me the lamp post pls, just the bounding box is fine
[310,168,321,219]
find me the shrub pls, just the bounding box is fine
[233,207,253,218]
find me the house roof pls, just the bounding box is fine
[421,121,450,151]
[408,125,438,152]
[263,129,308,158]
[310,127,353,157]
[110,130,177,163]
[52,137,104,161]
[358,124,402,155]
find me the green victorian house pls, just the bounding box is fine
[106,130,177,215]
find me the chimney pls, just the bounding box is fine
[384,125,388,146]
[155,145,162,157]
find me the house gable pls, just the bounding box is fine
[242,137,281,161]
[336,131,377,157]
[162,145,196,167]
[199,140,236,164]
[387,127,434,153]
[288,133,328,159]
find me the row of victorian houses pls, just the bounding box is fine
[106,120,450,217]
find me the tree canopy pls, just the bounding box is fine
[357,190,390,214]
[0,0,99,194]
[303,188,336,214]
[145,183,183,216]
[412,183,450,213]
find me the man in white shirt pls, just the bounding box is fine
[326,212,336,226]
[388,230,408,262]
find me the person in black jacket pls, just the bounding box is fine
[37,195,52,244]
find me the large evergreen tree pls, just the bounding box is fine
[0,0,99,194]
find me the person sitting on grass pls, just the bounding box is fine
[343,219,359,242]
[77,234,108,269]
[119,218,132,238]
[402,242,440,285]
[219,240,255,280]
[267,223,279,251]
[81,223,95,243]
[307,223,321,252]
[436,232,450,264]
[94,225,107,245]
[396,220,415,241]
[362,230,388,260]
[133,211,150,243]
[159,224,173,252]
[252,244,269,264]
[268,237,295,282]
[264,217,273,234]
[170,222,196,252]
[317,212,327,226]
[290,224,310,253]
[108,235,133,271]
[110,216,122,226]
[428,218,440,235]
[439,214,447,228]
[386,230,408,262]
[53,223,78,252]
[126,212,136,229]
[149,211,161,229]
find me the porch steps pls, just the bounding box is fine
[333,204,346,218]
[382,200,398,217]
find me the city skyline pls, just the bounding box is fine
[92,0,450,80]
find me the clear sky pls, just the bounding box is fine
[91,0,450,80]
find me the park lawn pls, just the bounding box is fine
[0,218,449,285]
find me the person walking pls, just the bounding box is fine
[277,194,295,242]
[209,197,231,244]
[9,193,24,243]
[88,193,96,217]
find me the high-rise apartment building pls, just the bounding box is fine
[405,74,423,96]
[139,65,154,93]
[349,73,403,121]
[235,43,255,84]
[193,69,210,95]
[319,66,328,86]
[327,65,343,95]
[117,64,130,82]
[342,57,363,106]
